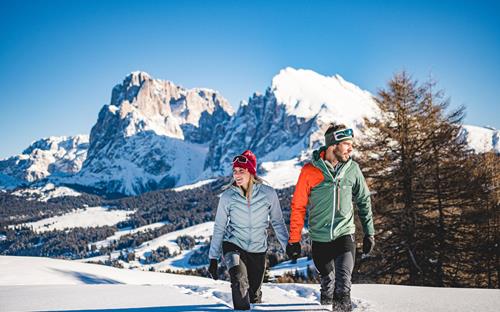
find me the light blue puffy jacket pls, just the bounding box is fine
[208,183,289,260]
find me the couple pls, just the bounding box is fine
[208,123,375,312]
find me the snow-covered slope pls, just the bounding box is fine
[269,256,314,279]
[173,178,217,192]
[260,158,303,189]
[272,68,379,121]
[9,206,134,233]
[11,182,81,201]
[460,125,500,153]
[0,135,88,189]
[63,132,211,195]
[90,221,170,250]
[1,256,499,312]
[82,221,215,272]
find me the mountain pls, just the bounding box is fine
[1,255,498,312]
[460,125,500,153]
[58,71,234,195]
[0,135,88,189]
[205,67,380,175]
[0,68,498,195]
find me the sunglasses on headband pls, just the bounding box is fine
[333,128,354,141]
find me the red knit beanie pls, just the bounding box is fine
[232,150,257,176]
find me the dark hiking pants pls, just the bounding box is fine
[312,234,356,300]
[223,241,266,310]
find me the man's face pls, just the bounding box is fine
[326,140,353,163]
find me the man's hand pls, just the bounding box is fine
[208,259,218,280]
[363,235,375,255]
[286,242,301,260]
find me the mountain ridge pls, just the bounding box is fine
[1,68,498,195]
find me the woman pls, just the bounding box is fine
[208,150,289,310]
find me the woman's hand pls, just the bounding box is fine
[208,259,218,280]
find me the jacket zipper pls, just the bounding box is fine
[247,194,252,250]
[321,158,342,241]
[337,181,341,212]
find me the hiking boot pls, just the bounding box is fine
[332,292,352,312]
[250,289,262,304]
[320,293,333,305]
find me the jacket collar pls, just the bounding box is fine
[312,147,352,181]
[230,182,262,199]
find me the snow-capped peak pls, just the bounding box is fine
[23,135,89,155]
[125,71,152,86]
[271,67,378,122]
[108,71,234,139]
[63,72,235,195]
[0,135,89,188]
[460,124,500,153]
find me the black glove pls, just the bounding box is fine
[363,235,375,255]
[286,242,301,260]
[208,259,218,280]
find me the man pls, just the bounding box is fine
[286,123,375,312]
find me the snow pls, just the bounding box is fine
[260,158,302,189]
[0,255,212,286]
[1,255,499,312]
[68,135,211,195]
[461,124,500,153]
[3,68,497,197]
[126,221,214,270]
[153,244,208,271]
[11,183,81,202]
[0,135,88,190]
[83,221,310,275]
[269,257,314,278]
[272,67,379,122]
[82,222,215,272]
[9,206,134,233]
[116,71,234,137]
[173,178,217,192]
[89,221,170,250]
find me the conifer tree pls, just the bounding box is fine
[358,72,480,286]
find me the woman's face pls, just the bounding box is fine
[233,167,251,187]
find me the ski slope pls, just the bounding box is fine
[1,256,498,312]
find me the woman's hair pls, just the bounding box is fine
[222,172,267,199]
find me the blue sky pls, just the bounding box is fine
[1,0,499,158]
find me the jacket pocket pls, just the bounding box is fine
[338,180,353,216]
